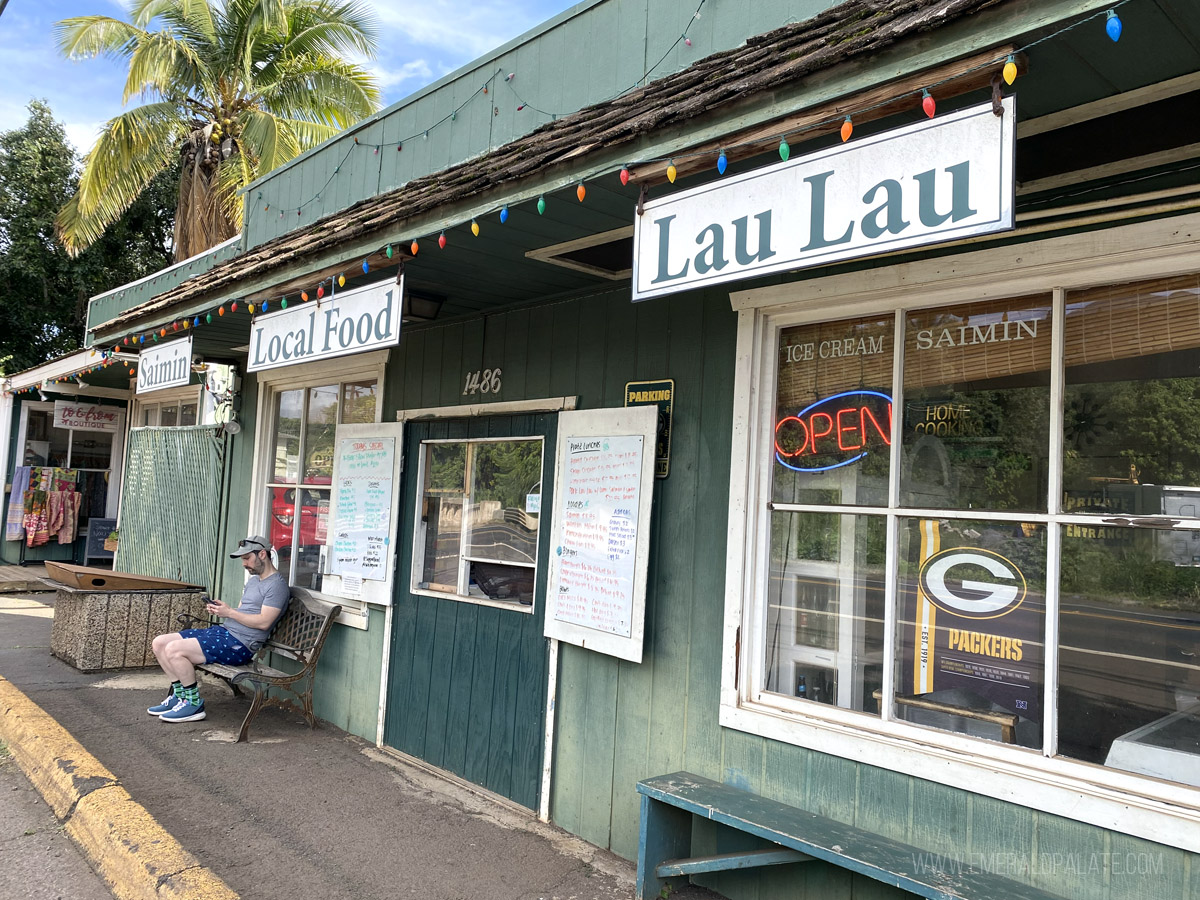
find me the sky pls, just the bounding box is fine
[0,0,577,154]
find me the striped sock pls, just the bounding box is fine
[170,681,183,699]
[182,682,200,705]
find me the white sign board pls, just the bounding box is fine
[53,400,122,432]
[329,435,394,581]
[633,98,1016,301]
[246,275,403,372]
[545,406,657,663]
[321,422,404,606]
[136,335,193,394]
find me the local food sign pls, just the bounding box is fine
[246,276,402,372]
[632,98,1015,301]
[136,335,192,394]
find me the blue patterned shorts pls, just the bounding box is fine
[179,627,254,665]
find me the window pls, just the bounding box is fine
[16,402,122,520]
[740,274,1200,797]
[265,378,378,589]
[414,438,544,609]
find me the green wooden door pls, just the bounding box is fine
[385,412,555,809]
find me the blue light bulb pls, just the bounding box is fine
[1106,9,1122,42]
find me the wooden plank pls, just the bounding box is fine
[463,605,500,786]
[657,847,813,877]
[511,601,548,809]
[635,792,691,900]
[500,307,530,402]
[637,773,1070,900]
[441,595,478,778]
[486,609,523,801]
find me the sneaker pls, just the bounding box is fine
[147,695,183,716]
[160,699,206,723]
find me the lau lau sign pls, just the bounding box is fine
[137,335,192,394]
[246,276,403,372]
[632,98,1015,301]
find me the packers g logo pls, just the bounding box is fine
[918,548,1026,619]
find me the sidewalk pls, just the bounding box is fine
[0,588,690,900]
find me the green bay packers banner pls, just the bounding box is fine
[900,518,1044,725]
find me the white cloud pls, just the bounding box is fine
[370,59,435,91]
[370,0,551,60]
[64,121,106,155]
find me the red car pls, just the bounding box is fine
[270,485,330,553]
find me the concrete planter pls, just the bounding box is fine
[50,586,209,672]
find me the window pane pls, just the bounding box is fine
[141,406,156,427]
[160,405,179,427]
[902,295,1052,512]
[180,403,198,426]
[895,517,1045,749]
[773,316,894,506]
[269,486,298,574]
[1059,525,1200,785]
[273,390,302,484]
[292,487,329,591]
[23,410,59,467]
[465,441,543,565]
[69,430,114,469]
[1064,276,1200,513]
[340,381,377,424]
[303,385,338,484]
[419,443,466,591]
[763,512,886,712]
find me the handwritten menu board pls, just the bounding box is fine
[554,435,643,636]
[545,406,656,663]
[329,436,394,581]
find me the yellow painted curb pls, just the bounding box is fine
[0,676,238,900]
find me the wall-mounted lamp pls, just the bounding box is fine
[36,389,48,402]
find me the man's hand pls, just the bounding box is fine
[205,598,232,617]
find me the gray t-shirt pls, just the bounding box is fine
[224,572,289,650]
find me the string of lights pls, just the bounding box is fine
[4,2,1134,396]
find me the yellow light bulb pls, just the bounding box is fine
[471,220,480,237]
[666,161,677,184]
[1003,58,1017,86]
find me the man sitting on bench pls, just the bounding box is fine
[148,535,289,723]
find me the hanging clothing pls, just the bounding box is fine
[23,490,49,548]
[50,490,81,544]
[5,467,31,542]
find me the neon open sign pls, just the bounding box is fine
[775,389,893,472]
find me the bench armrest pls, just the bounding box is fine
[176,613,213,629]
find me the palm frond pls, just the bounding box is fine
[260,56,379,127]
[239,109,302,173]
[55,16,144,59]
[281,0,378,59]
[123,31,213,104]
[131,0,220,46]
[57,102,183,255]
[265,117,340,151]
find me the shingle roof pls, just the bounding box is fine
[95,0,1009,334]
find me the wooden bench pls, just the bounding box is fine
[637,772,1065,900]
[178,588,342,742]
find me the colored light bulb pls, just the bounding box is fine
[577,183,586,202]
[248,303,255,314]
[667,161,677,183]
[386,244,393,259]
[1106,9,1122,42]
[231,302,238,312]
[218,306,225,316]
[619,167,630,186]
[301,291,309,302]
[1003,55,1017,86]
[338,274,345,287]
[471,219,480,237]
[192,316,199,327]
[362,259,369,273]
[921,89,936,118]
[438,232,447,249]
[717,151,727,175]
[317,285,324,298]
[261,302,267,313]
[500,206,509,224]
[280,299,287,309]
[537,196,546,215]
[410,240,419,256]
[840,117,853,142]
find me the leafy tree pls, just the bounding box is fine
[55,0,381,260]
[0,101,174,372]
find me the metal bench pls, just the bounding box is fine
[178,588,341,742]
[636,772,1065,900]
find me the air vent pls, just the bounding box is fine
[526,226,633,280]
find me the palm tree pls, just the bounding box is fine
[55,0,381,259]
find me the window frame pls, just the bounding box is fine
[251,350,386,628]
[722,213,1200,852]
[131,384,204,428]
[409,435,546,614]
[14,400,125,519]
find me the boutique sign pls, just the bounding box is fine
[246,276,402,373]
[632,98,1015,301]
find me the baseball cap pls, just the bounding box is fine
[230,535,272,558]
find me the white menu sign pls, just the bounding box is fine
[329,436,394,581]
[545,406,657,663]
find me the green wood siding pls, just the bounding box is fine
[384,413,555,809]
